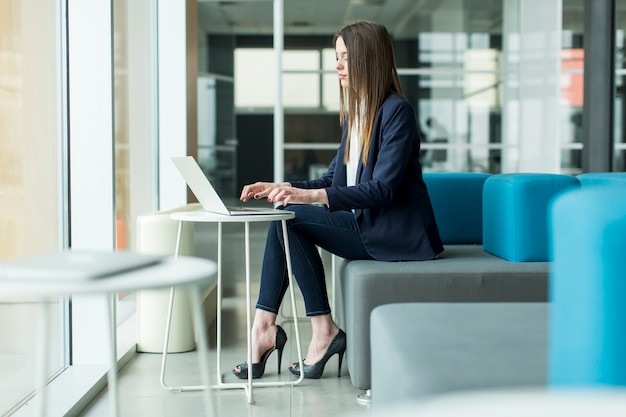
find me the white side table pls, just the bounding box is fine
[0,255,217,417]
[160,210,304,403]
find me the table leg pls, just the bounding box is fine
[174,220,184,258]
[244,222,254,403]
[215,222,224,383]
[331,253,336,314]
[281,219,304,385]
[160,220,208,392]
[35,299,50,417]
[160,284,212,392]
[159,286,179,390]
[106,293,120,417]
[189,284,216,415]
[160,221,184,391]
[212,223,248,393]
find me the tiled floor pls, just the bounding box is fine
[78,221,371,417]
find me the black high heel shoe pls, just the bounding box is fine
[232,325,287,379]
[289,329,346,379]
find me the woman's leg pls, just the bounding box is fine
[254,204,372,370]
[256,204,373,317]
[238,204,371,372]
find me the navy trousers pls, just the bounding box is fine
[256,204,373,317]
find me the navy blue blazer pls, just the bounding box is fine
[290,94,443,261]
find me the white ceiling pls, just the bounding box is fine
[196,0,512,39]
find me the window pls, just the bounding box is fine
[0,0,69,414]
[235,48,338,110]
[235,48,274,108]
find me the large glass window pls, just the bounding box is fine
[0,0,68,414]
[411,32,503,173]
[202,0,626,194]
[235,49,328,109]
[235,48,274,108]
[234,46,341,183]
[228,0,588,181]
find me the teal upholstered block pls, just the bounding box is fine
[577,172,626,187]
[423,172,491,244]
[549,186,626,387]
[482,173,580,262]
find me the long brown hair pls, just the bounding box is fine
[333,21,403,165]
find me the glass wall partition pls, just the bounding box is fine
[202,1,607,186]
[400,32,505,174]
[198,1,244,200]
[0,0,69,414]
[227,0,569,181]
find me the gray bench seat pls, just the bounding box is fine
[370,302,548,405]
[335,244,549,390]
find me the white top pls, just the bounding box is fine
[0,255,216,297]
[346,122,361,186]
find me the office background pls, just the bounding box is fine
[0,0,624,415]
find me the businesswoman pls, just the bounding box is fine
[233,20,443,380]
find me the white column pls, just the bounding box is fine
[68,0,115,250]
[67,0,115,365]
[128,0,159,250]
[158,0,189,210]
[502,0,562,173]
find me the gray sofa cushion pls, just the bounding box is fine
[370,303,548,406]
[335,245,549,390]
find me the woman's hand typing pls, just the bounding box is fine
[240,182,329,207]
[267,187,329,207]
[240,182,291,202]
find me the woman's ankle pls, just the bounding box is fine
[310,316,339,339]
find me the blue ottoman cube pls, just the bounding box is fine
[549,186,626,387]
[483,173,580,262]
[577,172,626,187]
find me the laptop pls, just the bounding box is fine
[172,156,283,216]
[0,250,163,282]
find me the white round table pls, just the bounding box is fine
[162,209,304,404]
[0,254,217,417]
